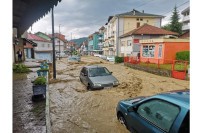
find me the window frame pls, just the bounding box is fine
[142,44,155,58]
[158,44,163,58]
[127,40,132,46]
[136,98,181,132]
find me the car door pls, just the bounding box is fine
[126,99,180,133]
[80,67,87,85]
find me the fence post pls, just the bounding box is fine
[158,59,160,69]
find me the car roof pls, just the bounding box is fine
[153,89,189,109]
[84,65,105,69]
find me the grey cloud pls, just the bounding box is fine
[29,0,189,40]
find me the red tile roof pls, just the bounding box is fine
[48,33,67,42]
[28,33,51,42]
[120,24,178,38]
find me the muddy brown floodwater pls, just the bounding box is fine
[49,56,189,133]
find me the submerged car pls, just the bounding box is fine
[106,55,115,62]
[116,90,189,133]
[79,65,119,90]
[68,55,80,62]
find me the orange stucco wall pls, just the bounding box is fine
[164,42,189,61]
[140,41,189,64]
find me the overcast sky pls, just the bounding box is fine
[28,0,189,40]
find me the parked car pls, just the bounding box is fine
[68,55,81,62]
[93,53,101,57]
[116,89,189,133]
[106,55,115,62]
[79,65,119,90]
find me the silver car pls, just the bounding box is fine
[79,65,119,90]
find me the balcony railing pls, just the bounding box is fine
[182,24,190,31]
[182,15,190,22]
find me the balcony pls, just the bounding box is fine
[182,23,190,31]
[182,15,190,22]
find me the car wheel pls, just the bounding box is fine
[87,84,92,90]
[117,113,128,129]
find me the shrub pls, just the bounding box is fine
[115,56,124,63]
[33,76,46,85]
[176,51,190,61]
[13,64,31,73]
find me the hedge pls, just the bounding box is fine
[115,56,124,63]
[176,51,190,61]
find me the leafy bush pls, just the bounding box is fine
[13,64,31,73]
[115,56,124,63]
[33,76,46,85]
[176,51,190,61]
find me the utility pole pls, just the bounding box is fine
[51,7,56,79]
[59,24,61,60]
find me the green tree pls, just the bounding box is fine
[169,6,182,35]
[162,24,171,31]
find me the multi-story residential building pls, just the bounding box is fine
[180,7,190,39]
[79,40,88,55]
[88,31,104,55]
[103,9,164,56]
[181,7,190,32]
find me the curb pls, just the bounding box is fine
[46,72,51,133]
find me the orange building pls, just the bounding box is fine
[139,38,190,64]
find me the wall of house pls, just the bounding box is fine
[164,42,190,61]
[55,38,64,52]
[88,40,93,51]
[123,17,161,35]
[140,41,189,64]
[35,52,53,62]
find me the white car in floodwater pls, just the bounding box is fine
[106,56,115,62]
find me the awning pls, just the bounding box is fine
[23,38,37,47]
[13,0,62,36]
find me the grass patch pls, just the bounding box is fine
[139,62,189,71]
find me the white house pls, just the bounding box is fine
[27,33,53,62]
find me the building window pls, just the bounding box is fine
[142,45,155,57]
[121,41,125,46]
[137,18,139,21]
[158,44,163,58]
[42,44,45,47]
[48,44,50,48]
[137,22,140,28]
[127,40,132,46]
[137,99,180,132]
[140,18,143,21]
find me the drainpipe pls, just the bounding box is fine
[52,7,56,79]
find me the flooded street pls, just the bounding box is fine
[49,56,189,133]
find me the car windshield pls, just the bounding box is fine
[89,67,111,77]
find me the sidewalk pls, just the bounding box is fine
[13,65,46,132]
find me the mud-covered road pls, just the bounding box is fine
[49,56,189,133]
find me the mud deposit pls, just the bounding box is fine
[49,56,189,133]
[13,68,46,133]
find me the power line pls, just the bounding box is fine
[161,1,189,16]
